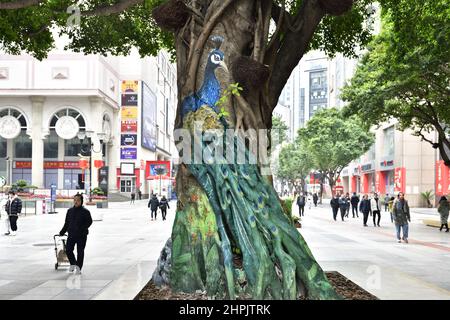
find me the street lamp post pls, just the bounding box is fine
[77,130,106,201]
[154,166,166,197]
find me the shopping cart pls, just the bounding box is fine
[53,234,70,270]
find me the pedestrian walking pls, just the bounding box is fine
[159,196,170,221]
[344,193,351,217]
[59,194,92,274]
[1,194,10,235]
[130,192,136,204]
[297,192,306,217]
[359,194,371,227]
[437,196,449,232]
[148,194,160,221]
[339,194,348,221]
[350,192,360,218]
[392,192,411,243]
[384,193,390,212]
[370,192,382,227]
[330,194,340,221]
[5,191,22,236]
[388,196,395,223]
[313,193,318,207]
[138,189,142,200]
[306,193,313,210]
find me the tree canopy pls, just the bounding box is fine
[298,108,374,192]
[341,0,450,165]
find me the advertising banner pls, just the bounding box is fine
[141,82,157,152]
[121,107,138,120]
[121,120,138,133]
[394,167,406,193]
[121,94,138,106]
[121,134,138,147]
[121,80,139,94]
[436,161,449,196]
[121,148,137,160]
[146,160,171,179]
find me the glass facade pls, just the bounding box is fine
[44,169,58,188]
[44,130,58,159]
[12,168,31,185]
[383,126,395,158]
[309,70,328,118]
[64,169,83,190]
[14,130,32,158]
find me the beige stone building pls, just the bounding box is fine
[340,120,437,207]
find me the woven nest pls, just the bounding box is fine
[152,0,190,31]
[318,0,353,16]
[232,56,270,97]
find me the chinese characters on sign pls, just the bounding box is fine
[394,167,406,193]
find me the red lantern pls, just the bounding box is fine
[79,159,89,169]
[94,160,104,168]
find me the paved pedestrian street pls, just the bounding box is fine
[0,199,175,300]
[298,204,450,300]
[0,199,449,300]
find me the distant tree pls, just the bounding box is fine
[298,108,374,196]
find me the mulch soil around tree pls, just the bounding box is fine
[134,271,378,300]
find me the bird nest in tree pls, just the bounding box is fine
[318,0,353,16]
[152,0,189,31]
[232,56,270,97]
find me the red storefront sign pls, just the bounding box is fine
[436,161,449,196]
[121,120,138,133]
[394,167,406,193]
[351,176,357,193]
[14,161,82,169]
[375,171,386,194]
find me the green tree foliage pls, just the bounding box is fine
[0,0,375,61]
[276,141,313,193]
[271,115,288,149]
[342,0,450,166]
[298,108,374,193]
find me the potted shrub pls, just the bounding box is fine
[420,190,434,208]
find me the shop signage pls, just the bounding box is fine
[121,120,138,133]
[121,107,138,119]
[121,94,138,106]
[14,161,82,169]
[361,163,373,172]
[380,160,394,167]
[121,80,139,94]
[394,167,406,193]
[436,161,449,196]
[146,161,171,179]
[121,147,137,160]
[121,134,137,146]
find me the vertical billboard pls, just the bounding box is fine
[394,167,406,193]
[141,82,157,152]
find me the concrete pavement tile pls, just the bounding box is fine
[0,295,16,300]
[12,295,55,300]
[22,287,68,296]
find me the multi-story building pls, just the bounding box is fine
[0,40,177,198]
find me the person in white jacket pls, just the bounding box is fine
[0,193,10,235]
[306,193,313,210]
[370,192,382,227]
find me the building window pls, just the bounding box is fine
[12,168,31,185]
[64,169,83,189]
[0,137,6,158]
[64,137,83,157]
[44,130,59,159]
[383,126,395,158]
[14,130,32,158]
[44,169,58,189]
[48,108,86,156]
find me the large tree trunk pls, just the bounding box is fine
[152,0,341,300]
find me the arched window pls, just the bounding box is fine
[0,107,31,159]
[48,108,86,157]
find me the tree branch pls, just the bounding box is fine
[82,0,144,17]
[268,0,325,108]
[0,0,41,9]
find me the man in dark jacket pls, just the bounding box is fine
[313,193,318,207]
[148,194,160,221]
[339,195,349,221]
[359,194,371,227]
[5,191,22,236]
[350,192,360,218]
[330,194,340,221]
[297,193,306,217]
[59,194,92,274]
[159,196,170,221]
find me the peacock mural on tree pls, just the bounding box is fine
[152,35,341,300]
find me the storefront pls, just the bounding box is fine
[360,162,375,194]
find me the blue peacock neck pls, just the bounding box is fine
[196,65,221,109]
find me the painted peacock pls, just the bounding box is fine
[169,36,340,300]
